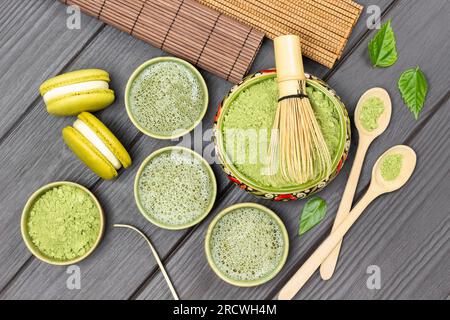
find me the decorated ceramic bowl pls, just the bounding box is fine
[213,69,351,201]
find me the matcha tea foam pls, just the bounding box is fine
[136,149,215,228]
[128,61,206,137]
[208,207,287,283]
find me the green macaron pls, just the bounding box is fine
[62,112,132,180]
[40,69,115,116]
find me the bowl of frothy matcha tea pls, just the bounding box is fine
[135,146,217,230]
[214,69,351,201]
[126,57,208,139]
[205,203,289,287]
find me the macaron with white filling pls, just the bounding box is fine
[62,112,131,180]
[40,69,115,116]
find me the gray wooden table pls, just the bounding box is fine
[0,0,448,300]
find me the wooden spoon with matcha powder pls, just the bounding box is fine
[278,145,417,300]
[320,88,392,280]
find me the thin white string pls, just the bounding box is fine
[114,224,179,300]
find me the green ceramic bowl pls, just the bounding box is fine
[21,181,104,266]
[134,146,217,230]
[125,57,209,139]
[205,203,289,287]
[214,69,351,201]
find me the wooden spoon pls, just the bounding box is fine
[278,145,417,300]
[320,88,392,280]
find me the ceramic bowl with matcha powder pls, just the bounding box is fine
[205,203,289,287]
[135,146,217,230]
[214,69,351,201]
[125,57,208,139]
[21,181,104,265]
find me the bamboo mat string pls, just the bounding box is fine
[227,26,252,81]
[130,0,147,35]
[195,13,222,65]
[97,0,107,19]
[161,0,185,51]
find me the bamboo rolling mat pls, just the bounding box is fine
[196,0,363,67]
[60,0,264,83]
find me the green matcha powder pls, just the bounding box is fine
[381,154,403,181]
[222,78,341,188]
[359,97,385,131]
[27,185,101,261]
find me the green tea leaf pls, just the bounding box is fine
[398,67,428,119]
[368,20,398,67]
[299,197,327,235]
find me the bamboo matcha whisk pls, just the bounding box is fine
[268,35,332,184]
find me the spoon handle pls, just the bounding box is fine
[278,189,379,300]
[320,138,372,280]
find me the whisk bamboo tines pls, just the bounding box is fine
[268,35,332,184]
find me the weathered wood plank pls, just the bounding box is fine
[134,0,450,300]
[0,27,267,299]
[0,0,399,299]
[136,90,450,300]
[327,0,450,197]
[0,1,348,298]
[295,103,450,300]
[333,0,396,63]
[5,0,445,300]
[0,0,103,138]
[0,26,160,292]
